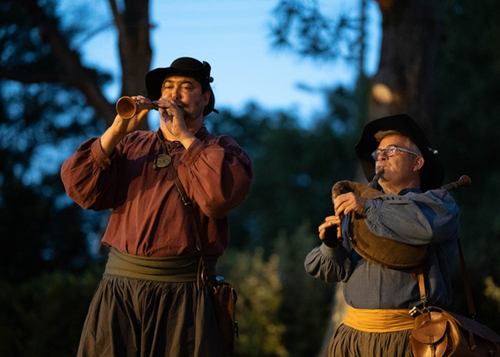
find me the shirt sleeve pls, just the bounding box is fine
[60,137,117,211]
[304,243,353,283]
[362,189,459,245]
[178,135,253,219]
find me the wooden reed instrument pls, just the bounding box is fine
[116,96,157,119]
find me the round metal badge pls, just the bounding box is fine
[155,153,172,168]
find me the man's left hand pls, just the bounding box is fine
[156,98,190,136]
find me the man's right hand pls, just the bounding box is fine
[100,96,151,157]
[318,215,342,247]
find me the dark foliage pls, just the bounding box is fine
[207,96,359,254]
[434,0,500,332]
[270,0,363,62]
[0,81,106,282]
[0,268,102,357]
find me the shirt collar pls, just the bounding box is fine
[156,126,209,146]
[398,186,422,195]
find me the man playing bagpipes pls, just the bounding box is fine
[305,114,459,356]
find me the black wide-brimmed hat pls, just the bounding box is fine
[145,57,218,116]
[355,114,444,191]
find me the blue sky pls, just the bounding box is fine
[66,0,381,126]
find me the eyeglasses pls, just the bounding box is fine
[371,145,419,161]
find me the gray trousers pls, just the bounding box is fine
[326,323,412,357]
[77,249,221,357]
[77,275,222,357]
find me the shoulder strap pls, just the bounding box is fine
[167,162,212,288]
[457,239,476,318]
[417,239,476,319]
[167,163,203,251]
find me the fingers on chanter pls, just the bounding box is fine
[319,216,339,231]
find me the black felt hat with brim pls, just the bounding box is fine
[355,114,444,192]
[145,57,217,116]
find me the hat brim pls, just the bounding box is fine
[354,114,444,191]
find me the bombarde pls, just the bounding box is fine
[116,96,157,119]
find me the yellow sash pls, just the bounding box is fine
[343,305,414,332]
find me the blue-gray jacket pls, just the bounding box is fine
[304,187,459,309]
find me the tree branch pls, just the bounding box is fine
[16,0,116,122]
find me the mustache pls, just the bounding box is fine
[173,100,187,108]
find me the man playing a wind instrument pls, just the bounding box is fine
[305,114,459,356]
[62,57,253,356]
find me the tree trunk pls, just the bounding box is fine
[368,0,442,135]
[109,0,152,130]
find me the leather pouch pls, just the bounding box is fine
[213,278,238,356]
[411,307,500,357]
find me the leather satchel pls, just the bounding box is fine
[410,241,500,356]
[411,307,500,356]
[213,277,238,356]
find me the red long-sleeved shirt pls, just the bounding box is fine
[61,127,253,257]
